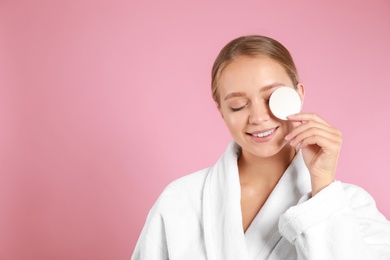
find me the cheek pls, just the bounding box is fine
[282,121,294,132]
[223,112,246,131]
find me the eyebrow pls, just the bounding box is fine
[262,82,285,92]
[223,82,286,101]
[224,92,246,100]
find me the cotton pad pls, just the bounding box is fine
[269,86,301,120]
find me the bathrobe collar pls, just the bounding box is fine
[202,141,311,260]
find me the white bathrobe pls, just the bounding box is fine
[132,142,390,260]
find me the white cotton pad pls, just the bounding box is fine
[269,86,301,120]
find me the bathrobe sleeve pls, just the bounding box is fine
[131,196,169,260]
[279,181,390,260]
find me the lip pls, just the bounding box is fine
[248,127,278,135]
[246,127,278,143]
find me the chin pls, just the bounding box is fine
[241,144,282,159]
[238,139,291,160]
[250,147,283,159]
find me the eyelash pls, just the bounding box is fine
[230,100,269,112]
[231,107,244,112]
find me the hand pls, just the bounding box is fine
[285,113,342,196]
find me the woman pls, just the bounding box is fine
[132,35,390,259]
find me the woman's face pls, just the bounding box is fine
[217,56,304,160]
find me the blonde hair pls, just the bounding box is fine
[211,35,299,105]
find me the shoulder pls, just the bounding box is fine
[341,182,374,202]
[153,168,210,213]
[283,181,386,222]
[341,182,376,206]
[340,182,386,219]
[133,167,212,258]
[164,168,210,194]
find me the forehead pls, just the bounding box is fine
[219,56,291,86]
[218,56,293,95]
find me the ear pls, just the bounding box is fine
[296,83,305,107]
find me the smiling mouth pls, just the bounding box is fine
[249,127,277,138]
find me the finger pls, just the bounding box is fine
[298,135,341,152]
[289,120,303,130]
[289,120,341,137]
[288,113,330,126]
[289,127,342,148]
[286,121,342,141]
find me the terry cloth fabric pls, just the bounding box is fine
[132,142,390,260]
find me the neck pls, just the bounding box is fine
[238,145,296,186]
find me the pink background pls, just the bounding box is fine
[1,1,389,259]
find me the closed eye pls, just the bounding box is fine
[230,106,244,112]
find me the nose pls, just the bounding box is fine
[248,101,270,124]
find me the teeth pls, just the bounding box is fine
[252,129,275,137]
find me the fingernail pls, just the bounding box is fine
[285,134,291,140]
